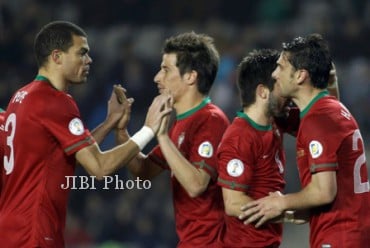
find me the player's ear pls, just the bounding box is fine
[257,84,269,100]
[51,50,62,64]
[296,69,309,85]
[185,70,198,86]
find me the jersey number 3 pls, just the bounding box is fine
[4,113,16,175]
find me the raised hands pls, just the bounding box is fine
[145,92,173,134]
[114,84,134,130]
[106,84,134,127]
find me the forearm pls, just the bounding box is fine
[224,192,254,217]
[157,135,208,197]
[327,81,340,99]
[116,128,156,179]
[79,127,154,179]
[78,140,140,179]
[283,183,335,211]
[91,119,117,144]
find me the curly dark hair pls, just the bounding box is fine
[282,33,332,89]
[237,49,280,107]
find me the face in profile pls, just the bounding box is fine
[268,81,291,118]
[61,35,92,84]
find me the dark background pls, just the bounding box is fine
[0,0,369,247]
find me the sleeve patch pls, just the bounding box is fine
[226,159,244,177]
[198,141,213,158]
[309,140,323,158]
[68,118,84,136]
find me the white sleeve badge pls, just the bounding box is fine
[309,140,323,158]
[227,159,244,177]
[198,141,213,158]
[68,118,84,136]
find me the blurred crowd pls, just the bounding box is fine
[0,0,369,247]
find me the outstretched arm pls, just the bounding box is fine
[239,170,336,227]
[76,93,172,179]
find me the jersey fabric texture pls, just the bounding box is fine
[0,110,5,197]
[0,77,95,247]
[149,98,229,248]
[217,111,285,248]
[296,91,370,247]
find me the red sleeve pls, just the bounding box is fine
[301,114,341,173]
[40,93,95,155]
[217,125,258,192]
[188,113,228,180]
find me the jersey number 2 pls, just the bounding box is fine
[353,129,369,194]
[4,113,16,175]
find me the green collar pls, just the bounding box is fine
[35,75,50,83]
[177,97,211,120]
[300,90,329,118]
[237,111,272,131]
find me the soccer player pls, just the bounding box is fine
[217,49,299,247]
[117,32,230,247]
[0,21,171,247]
[240,34,370,247]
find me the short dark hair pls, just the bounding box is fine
[34,21,87,68]
[237,49,280,107]
[282,33,332,89]
[162,32,219,95]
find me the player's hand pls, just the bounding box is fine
[239,191,285,228]
[145,93,173,134]
[114,84,134,130]
[106,85,127,126]
[156,94,172,137]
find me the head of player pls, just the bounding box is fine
[237,49,286,118]
[154,31,219,107]
[272,34,332,101]
[34,21,92,89]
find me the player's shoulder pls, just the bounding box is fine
[222,117,258,143]
[21,81,74,104]
[203,103,230,123]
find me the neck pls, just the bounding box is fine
[174,91,205,115]
[292,86,325,111]
[38,68,68,91]
[243,103,270,126]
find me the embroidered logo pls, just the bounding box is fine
[198,141,213,158]
[68,118,84,136]
[226,159,244,177]
[309,140,323,159]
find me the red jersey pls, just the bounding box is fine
[0,110,5,196]
[0,77,95,247]
[149,98,229,248]
[217,111,285,247]
[296,91,370,247]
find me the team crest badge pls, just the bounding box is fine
[227,159,244,177]
[69,118,84,136]
[198,141,213,158]
[309,140,323,158]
